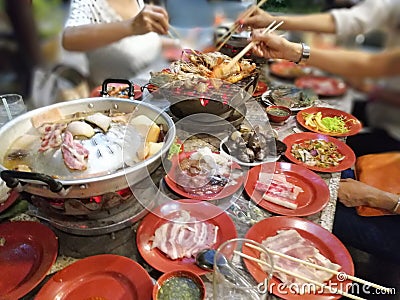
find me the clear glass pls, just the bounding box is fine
[0,94,27,127]
[213,238,273,300]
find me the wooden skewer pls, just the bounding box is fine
[233,250,366,300]
[245,243,393,293]
[215,0,269,51]
[225,20,283,71]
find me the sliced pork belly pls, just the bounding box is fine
[38,123,67,152]
[255,173,303,209]
[151,210,218,260]
[261,229,341,285]
[61,131,89,171]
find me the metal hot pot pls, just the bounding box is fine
[0,95,176,199]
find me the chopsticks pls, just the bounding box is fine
[234,250,365,300]
[225,20,283,71]
[168,25,182,41]
[215,0,269,52]
[245,242,393,293]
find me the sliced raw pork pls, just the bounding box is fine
[151,210,219,260]
[255,173,303,209]
[38,123,67,152]
[261,229,341,286]
[61,131,89,170]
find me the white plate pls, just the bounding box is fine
[261,90,314,112]
[219,137,280,168]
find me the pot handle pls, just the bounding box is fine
[1,170,64,194]
[100,78,134,99]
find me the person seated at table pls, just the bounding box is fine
[250,33,400,262]
[250,32,400,79]
[238,0,400,156]
[249,31,400,156]
[237,0,400,48]
[62,0,180,86]
[335,178,400,263]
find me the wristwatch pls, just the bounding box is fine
[296,42,310,64]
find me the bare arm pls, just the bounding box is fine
[237,6,336,33]
[338,178,399,213]
[251,32,400,79]
[307,47,400,78]
[62,4,169,52]
[63,21,133,51]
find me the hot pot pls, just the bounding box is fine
[0,97,176,199]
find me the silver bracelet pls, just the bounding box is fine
[296,42,310,64]
[392,196,400,214]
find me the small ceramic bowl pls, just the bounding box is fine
[153,270,206,300]
[266,105,292,124]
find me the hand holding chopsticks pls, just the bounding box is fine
[225,20,284,70]
[215,0,269,51]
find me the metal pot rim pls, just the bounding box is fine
[0,97,175,186]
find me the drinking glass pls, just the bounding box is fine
[0,94,27,127]
[213,238,273,300]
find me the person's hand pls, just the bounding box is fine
[338,178,381,207]
[251,31,302,62]
[237,6,274,30]
[130,4,169,36]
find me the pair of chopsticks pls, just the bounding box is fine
[225,20,283,71]
[233,243,393,300]
[215,0,269,52]
[168,25,182,40]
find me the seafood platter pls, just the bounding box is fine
[149,49,259,119]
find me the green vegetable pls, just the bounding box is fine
[158,276,201,300]
[168,142,182,159]
[321,116,349,133]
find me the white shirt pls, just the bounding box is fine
[331,0,400,140]
[330,0,400,48]
[65,0,162,85]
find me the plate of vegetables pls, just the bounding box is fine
[297,107,362,137]
[283,132,356,173]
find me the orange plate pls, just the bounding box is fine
[35,254,153,300]
[296,107,362,137]
[136,199,238,275]
[244,216,354,300]
[244,162,330,216]
[295,76,347,97]
[164,151,245,201]
[269,61,308,79]
[0,221,58,299]
[253,81,268,97]
[283,132,356,173]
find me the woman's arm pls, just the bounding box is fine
[338,178,399,213]
[237,7,336,33]
[251,32,400,78]
[307,47,400,78]
[62,4,169,52]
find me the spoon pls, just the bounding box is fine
[195,248,250,281]
[196,249,266,299]
[196,248,218,271]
